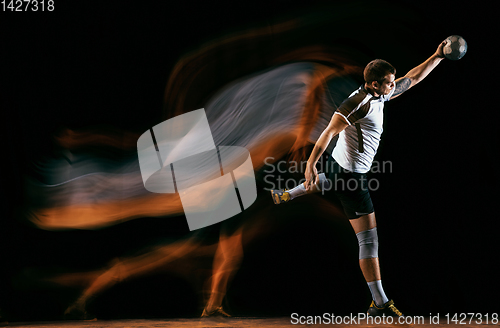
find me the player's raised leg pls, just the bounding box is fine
[349,212,403,317]
[271,172,331,204]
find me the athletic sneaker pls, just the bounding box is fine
[201,306,231,317]
[367,299,403,317]
[271,189,290,204]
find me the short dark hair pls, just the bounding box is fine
[363,59,396,84]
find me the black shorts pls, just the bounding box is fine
[325,156,374,219]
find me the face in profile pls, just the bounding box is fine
[372,73,395,96]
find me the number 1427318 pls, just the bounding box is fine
[2,0,54,11]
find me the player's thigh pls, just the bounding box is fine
[349,212,376,234]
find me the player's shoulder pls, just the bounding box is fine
[339,86,370,111]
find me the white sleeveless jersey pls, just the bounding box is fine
[332,85,395,173]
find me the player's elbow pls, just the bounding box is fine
[403,74,419,88]
[411,75,424,87]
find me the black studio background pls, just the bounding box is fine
[1,0,498,322]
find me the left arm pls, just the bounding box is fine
[391,40,446,99]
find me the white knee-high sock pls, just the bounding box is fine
[288,183,307,199]
[288,173,330,200]
[367,280,389,307]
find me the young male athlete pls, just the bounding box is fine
[272,40,447,317]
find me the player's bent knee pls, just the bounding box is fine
[356,227,378,259]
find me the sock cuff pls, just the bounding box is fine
[367,280,382,286]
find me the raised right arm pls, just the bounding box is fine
[390,40,446,100]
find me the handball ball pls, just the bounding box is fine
[443,35,467,60]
